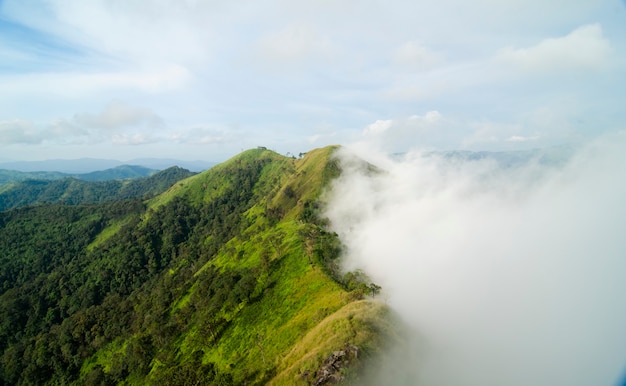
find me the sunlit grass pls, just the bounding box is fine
[79,146,394,384]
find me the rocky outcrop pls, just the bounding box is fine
[301,343,359,385]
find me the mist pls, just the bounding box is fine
[324,134,626,386]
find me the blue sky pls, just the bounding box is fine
[0,0,625,162]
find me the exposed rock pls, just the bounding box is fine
[304,343,359,385]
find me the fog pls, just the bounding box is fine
[324,133,626,385]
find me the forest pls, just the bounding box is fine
[0,147,394,385]
[0,166,195,211]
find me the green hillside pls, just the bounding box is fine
[76,165,156,182]
[0,146,396,385]
[0,166,195,211]
[0,165,158,187]
[0,170,67,188]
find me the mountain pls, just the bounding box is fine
[0,146,395,385]
[73,165,157,181]
[126,158,217,172]
[0,165,158,190]
[0,158,126,173]
[0,170,68,189]
[0,158,217,173]
[421,145,576,167]
[0,166,196,211]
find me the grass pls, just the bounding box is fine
[198,220,351,384]
[81,145,395,384]
[201,146,394,384]
[269,300,394,385]
[86,217,127,251]
[79,338,127,376]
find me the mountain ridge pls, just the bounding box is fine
[0,166,196,211]
[0,158,217,173]
[0,145,396,385]
[0,165,158,188]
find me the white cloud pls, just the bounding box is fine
[363,119,393,136]
[171,127,235,145]
[256,23,336,66]
[0,0,623,160]
[462,120,545,149]
[0,118,90,145]
[393,41,442,70]
[360,112,445,151]
[47,118,89,142]
[70,101,166,146]
[382,85,428,101]
[0,101,167,146]
[103,65,191,93]
[496,24,613,73]
[111,133,157,145]
[2,0,219,67]
[363,112,442,137]
[0,65,191,99]
[325,133,626,386]
[73,100,162,130]
[0,119,42,144]
[506,135,540,142]
[420,110,442,124]
[381,61,488,103]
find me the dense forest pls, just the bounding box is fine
[0,166,195,211]
[0,165,157,187]
[0,147,395,385]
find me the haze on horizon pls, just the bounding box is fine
[1,0,625,162]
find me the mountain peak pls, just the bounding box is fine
[0,145,393,385]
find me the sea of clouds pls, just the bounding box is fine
[324,133,626,386]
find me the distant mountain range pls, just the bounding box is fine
[0,166,197,211]
[0,158,217,173]
[390,145,576,167]
[0,165,158,187]
[435,146,576,167]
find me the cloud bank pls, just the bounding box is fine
[324,133,626,385]
[1,0,624,161]
[0,101,165,146]
[497,24,613,73]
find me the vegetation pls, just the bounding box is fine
[0,165,157,186]
[0,146,394,385]
[0,166,195,211]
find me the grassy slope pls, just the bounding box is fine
[82,146,393,384]
[194,147,391,384]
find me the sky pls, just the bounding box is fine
[0,0,625,162]
[2,2,625,384]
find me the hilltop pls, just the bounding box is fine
[0,158,216,174]
[0,166,196,211]
[0,146,397,385]
[0,165,157,187]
